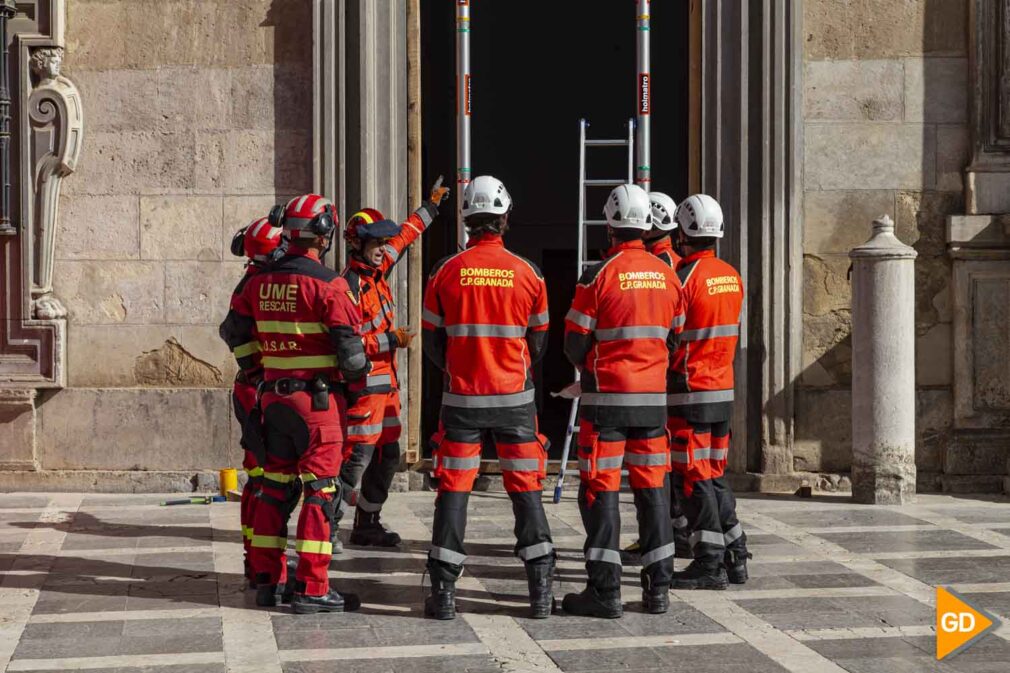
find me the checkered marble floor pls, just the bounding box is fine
[1,490,1009,672]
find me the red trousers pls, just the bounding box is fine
[339,390,402,517]
[232,382,261,575]
[248,390,346,596]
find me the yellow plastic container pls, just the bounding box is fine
[219,468,238,497]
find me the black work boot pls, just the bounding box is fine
[255,584,279,607]
[525,556,556,619]
[641,570,669,614]
[670,561,729,591]
[291,589,361,614]
[725,550,752,585]
[349,509,402,547]
[279,557,298,604]
[424,575,457,620]
[562,586,623,619]
[674,529,693,560]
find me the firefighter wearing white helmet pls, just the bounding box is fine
[667,194,750,591]
[561,184,685,617]
[645,192,681,268]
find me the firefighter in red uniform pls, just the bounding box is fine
[225,218,283,585]
[563,184,684,618]
[421,175,555,620]
[332,180,449,550]
[221,194,370,614]
[667,194,751,590]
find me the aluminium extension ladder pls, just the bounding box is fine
[553,118,635,503]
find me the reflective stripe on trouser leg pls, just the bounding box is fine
[714,475,747,554]
[509,490,554,562]
[624,427,669,489]
[632,473,674,589]
[680,477,725,569]
[429,490,470,582]
[249,480,298,585]
[497,439,546,493]
[337,443,375,522]
[358,441,400,513]
[295,482,338,596]
[434,426,482,493]
[579,486,622,593]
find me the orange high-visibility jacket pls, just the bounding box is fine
[669,249,744,422]
[647,235,682,269]
[342,205,435,394]
[223,247,368,383]
[564,239,684,427]
[422,235,549,420]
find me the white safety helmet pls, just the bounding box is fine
[462,175,512,218]
[648,192,678,232]
[603,184,652,230]
[675,194,725,238]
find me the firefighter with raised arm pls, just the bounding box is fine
[421,175,555,620]
[563,184,684,618]
[221,194,369,614]
[332,178,450,550]
[667,194,751,590]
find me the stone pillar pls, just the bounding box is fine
[0,390,38,470]
[849,215,918,504]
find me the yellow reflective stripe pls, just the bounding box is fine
[257,320,328,335]
[251,534,288,550]
[234,341,261,358]
[320,486,337,494]
[300,472,318,482]
[262,355,338,369]
[295,539,333,555]
[242,526,254,540]
[245,467,264,478]
[263,471,297,484]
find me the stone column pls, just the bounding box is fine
[849,215,918,504]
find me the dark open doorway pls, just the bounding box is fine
[420,1,690,457]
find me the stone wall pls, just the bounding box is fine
[40,0,313,472]
[799,0,967,484]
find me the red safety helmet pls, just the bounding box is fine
[269,194,338,239]
[243,217,283,262]
[344,208,402,251]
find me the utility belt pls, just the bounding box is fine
[261,374,344,411]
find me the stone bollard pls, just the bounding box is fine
[849,215,918,505]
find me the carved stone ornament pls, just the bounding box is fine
[28,45,81,320]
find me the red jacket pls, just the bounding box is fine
[564,239,684,427]
[221,247,368,384]
[343,205,435,393]
[422,235,549,423]
[669,249,743,422]
[647,235,682,268]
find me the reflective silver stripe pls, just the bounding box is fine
[578,458,592,472]
[422,308,443,327]
[517,541,554,561]
[596,455,624,471]
[671,314,686,329]
[445,324,527,338]
[364,313,385,331]
[440,455,481,471]
[690,530,726,548]
[670,450,690,464]
[442,389,535,409]
[348,423,382,437]
[366,374,392,387]
[624,452,668,466]
[667,389,735,406]
[357,495,382,513]
[680,324,740,342]
[499,458,541,472]
[528,311,550,327]
[415,205,434,227]
[594,326,669,341]
[345,352,367,370]
[673,515,689,530]
[382,416,401,427]
[581,392,667,407]
[640,542,676,568]
[376,333,392,353]
[565,308,596,330]
[430,546,467,565]
[724,523,744,544]
[381,244,400,263]
[586,547,622,566]
[693,448,728,461]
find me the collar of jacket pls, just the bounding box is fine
[286,244,320,261]
[348,256,380,277]
[605,239,646,257]
[679,248,716,266]
[465,234,505,249]
[646,234,672,252]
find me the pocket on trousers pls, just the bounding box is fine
[577,428,600,480]
[316,425,343,450]
[429,429,446,479]
[535,433,550,479]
